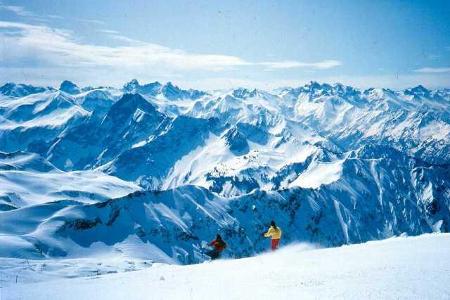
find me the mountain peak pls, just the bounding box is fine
[307,81,324,89]
[294,81,360,99]
[162,81,178,92]
[102,93,159,125]
[122,80,205,100]
[123,79,162,95]
[59,80,81,94]
[405,85,430,97]
[164,81,175,88]
[161,82,206,100]
[232,88,257,99]
[0,82,47,97]
[161,82,182,100]
[123,79,140,90]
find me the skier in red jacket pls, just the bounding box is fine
[206,234,227,260]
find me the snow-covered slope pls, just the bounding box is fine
[2,234,449,300]
[0,151,140,210]
[0,169,141,210]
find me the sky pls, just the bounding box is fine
[0,0,449,90]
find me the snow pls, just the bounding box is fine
[364,119,385,138]
[333,200,350,243]
[1,234,449,299]
[0,170,141,207]
[162,133,231,189]
[419,120,450,141]
[369,160,384,208]
[162,132,319,194]
[0,91,89,130]
[0,106,88,129]
[132,108,146,122]
[284,144,317,165]
[131,140,147,149]
[290,159,344,189]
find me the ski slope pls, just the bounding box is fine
[2,233,449,300]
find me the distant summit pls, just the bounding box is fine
[59,80,81,94]
[0,83,47,97]
[232,88,257,99]
[123,79,162,95]
[123,79,206,100]
[404,85,431,98]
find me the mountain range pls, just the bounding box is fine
[0,79,448,263]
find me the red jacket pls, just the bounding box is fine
[209,239,227,251]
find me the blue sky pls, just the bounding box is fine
[0,0,449,89]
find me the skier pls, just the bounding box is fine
[206,234,227,260]
[263,220,282,251]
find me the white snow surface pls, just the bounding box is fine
[1,233,449,300]
[419,120,450,141]
[290,159,344,189]
[0,91,89,130]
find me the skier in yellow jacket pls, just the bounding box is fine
[263,220,282,251]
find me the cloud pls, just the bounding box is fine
[0,21,249,71]
[46,14,64,20]
[0,21,340,74]
[97,29,120,35]
[414,67,450,73]
[74,18,106,25]
[259,60,342,70]
[0,3,102,25]
[0,3,34,17]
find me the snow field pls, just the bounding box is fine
[2,233,449,300]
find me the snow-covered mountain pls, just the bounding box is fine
[123,79,207,100]
[0,80,448,264]
[0,82,51,97]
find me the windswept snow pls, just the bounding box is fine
[1,234,449,300]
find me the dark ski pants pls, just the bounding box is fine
[206,249,221,260]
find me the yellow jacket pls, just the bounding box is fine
[264,226,282,239]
